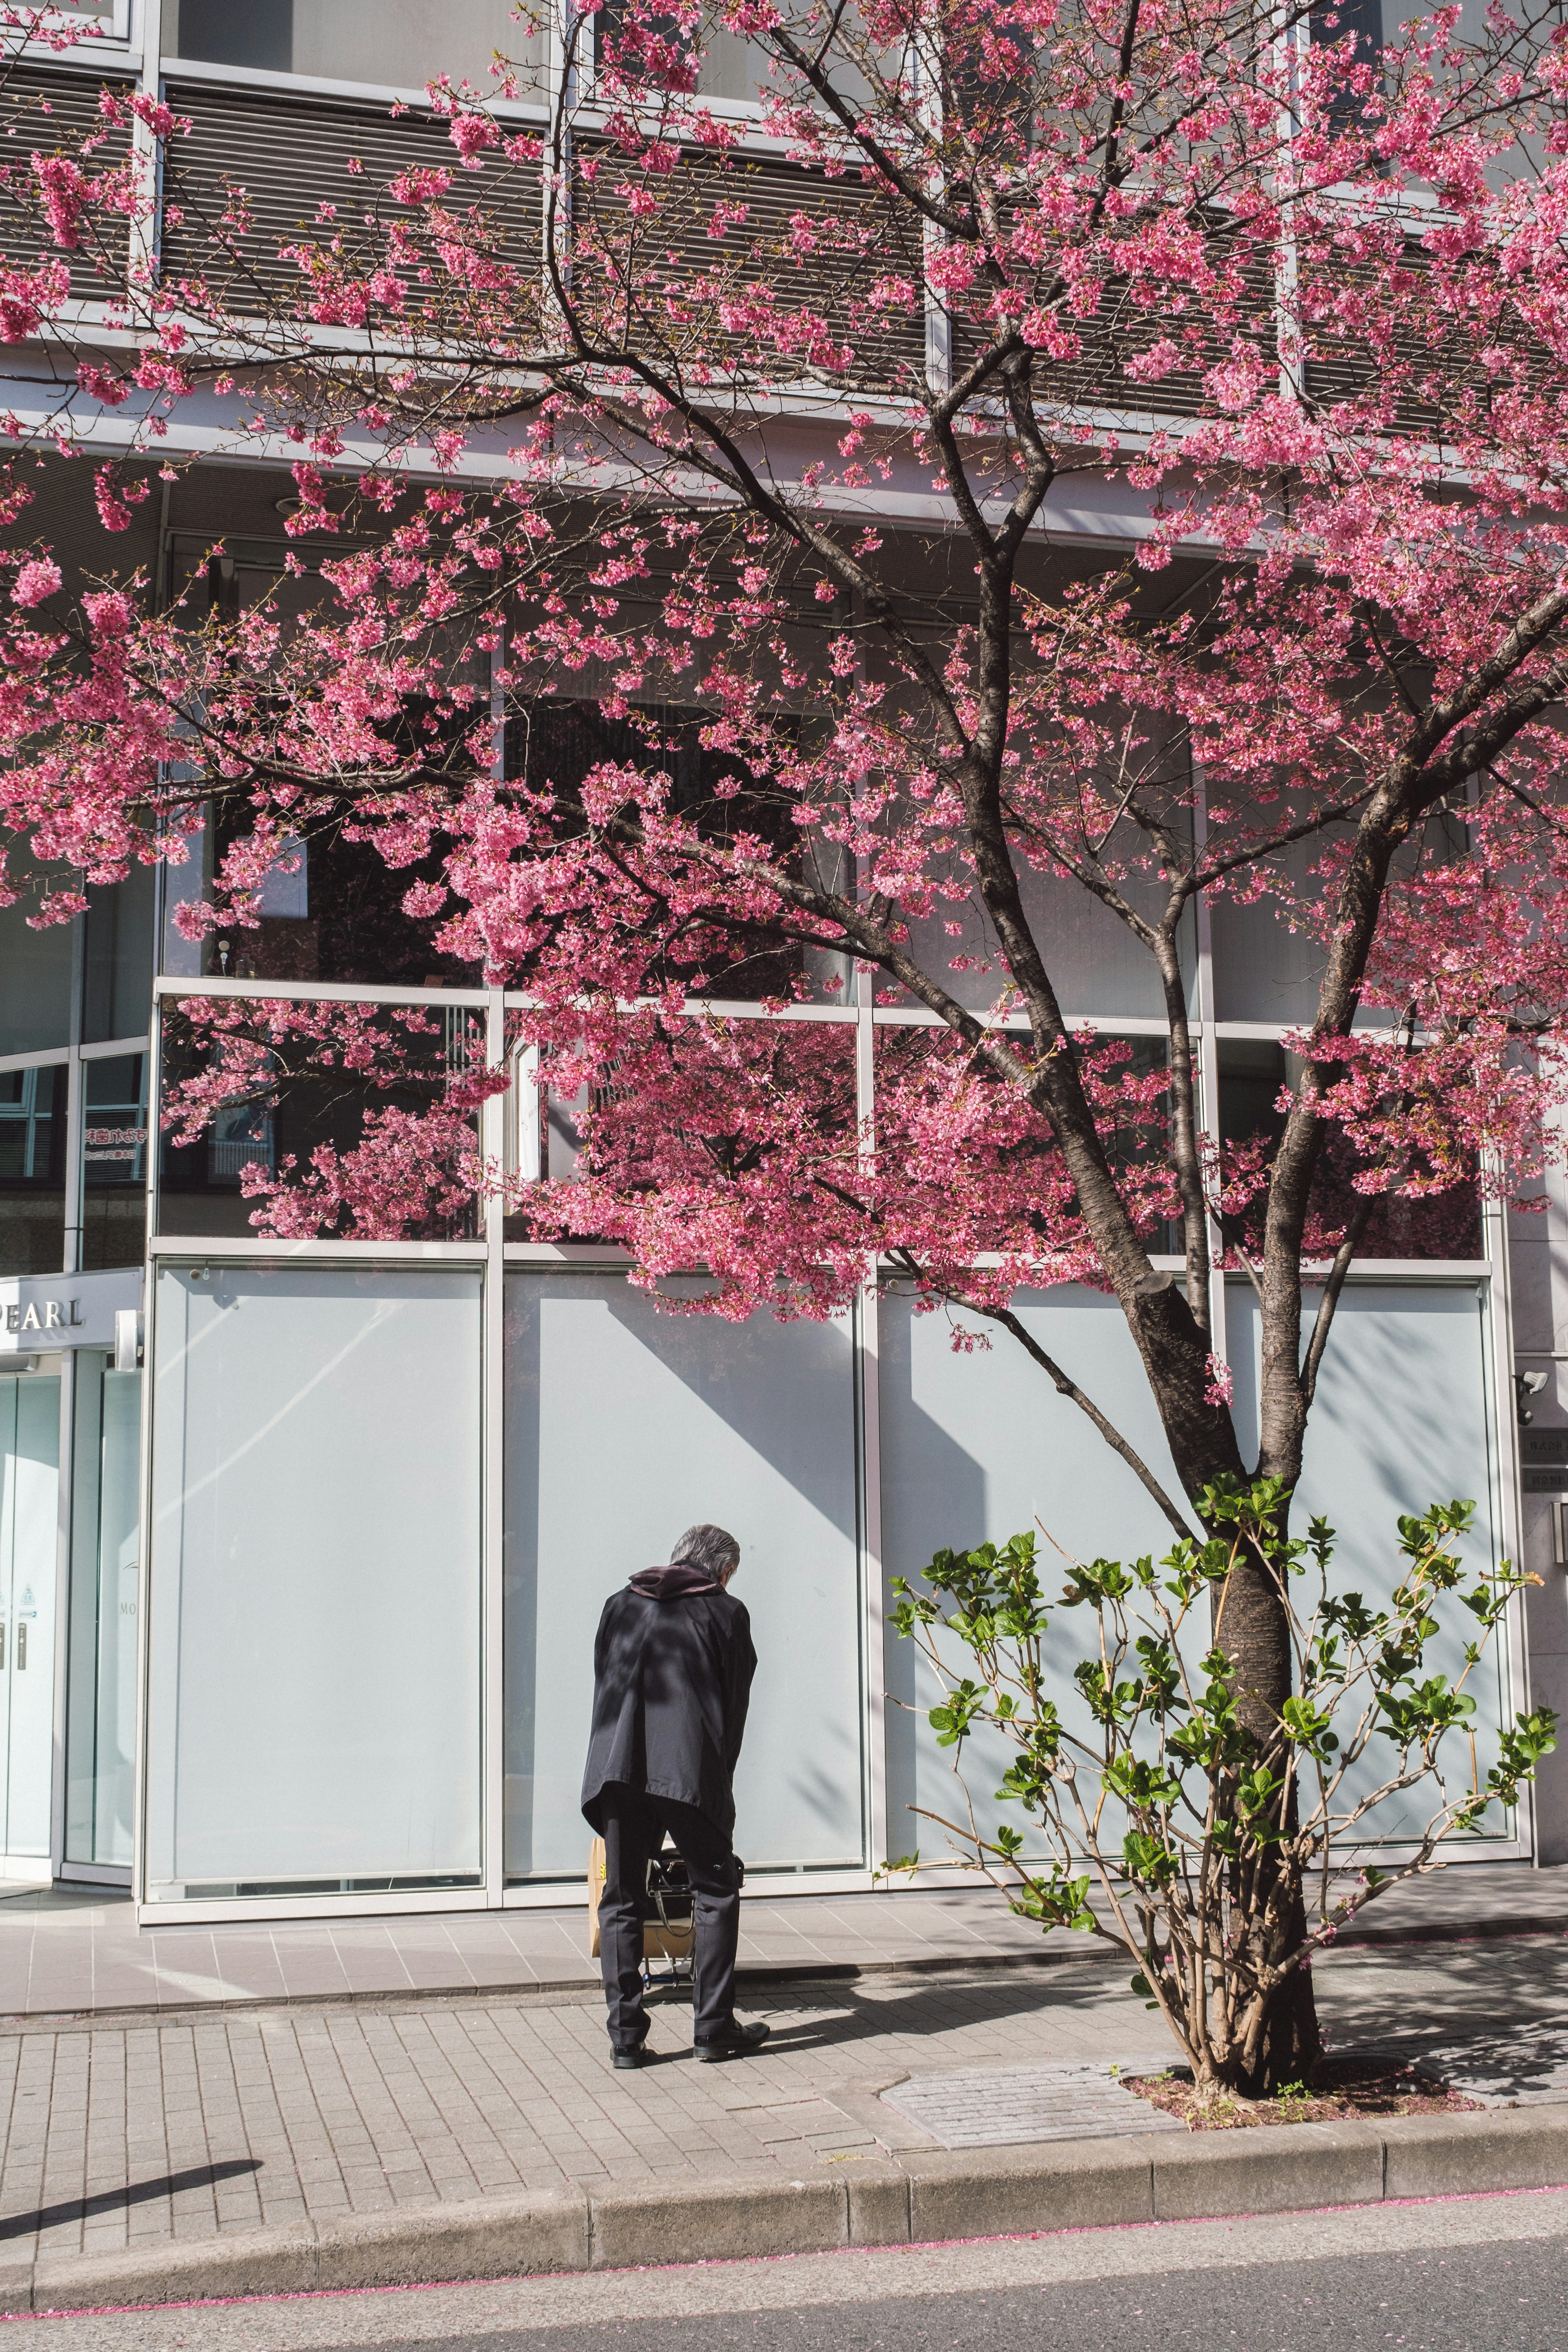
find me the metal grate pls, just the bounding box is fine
[882,2061,1187,2148]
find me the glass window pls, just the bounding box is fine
[898,858,1195,1020]
[0,1066,65,1278]
[1209,891,1327,1024]
[157,998,483,1242]
[81,1055,149,1273]
[66,1358,140,1871]
[507,703,806,1001]
[1216,1037,1481,1259]
[871,1026,1182,1258]
[171,0,544,88]
[0,892,72,1059]
[160,539,486,990]
[593,3,770,101]
[145,1265,483,1899]
[503,1271,864,1879]
[83,870,156,1047]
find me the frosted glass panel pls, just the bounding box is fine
[882,1281,1506,1860]
[504,1273,863,1879]
[1227,1279,1507,1842]
[147,1266,482,1896]
[879,1287,1182,1864]
[172,0,544,86]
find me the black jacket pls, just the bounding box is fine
[581,1565,758,1837]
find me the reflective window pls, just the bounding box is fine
[506,702,806,1001]
[1216,1037,1482,1259]
[81,1055,149,1273]
[160,539,486,991]
[157,1000,482,1242]
[503,1271,864,1879]
[0,1066,65,1278]
[146,1265,483,1899]
[899,850,1194,1020]
[0,891,72,1060]
[83,871,156,1048]
[66,1359,140,1871]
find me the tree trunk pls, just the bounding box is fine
[1238,1921,1323,2097]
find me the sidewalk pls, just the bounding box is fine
[0,1880,1565,2296]
[2,1860,1566,2023]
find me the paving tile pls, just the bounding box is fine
[0,1873,1561,2264]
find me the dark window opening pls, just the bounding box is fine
[1216,1037,1482,1261]
[0,1066,65,1277]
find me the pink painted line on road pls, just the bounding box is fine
[2,2180,1566,2325]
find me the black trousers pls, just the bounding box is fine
[596,1785,741,2050]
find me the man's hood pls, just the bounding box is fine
[628,1563,722,1599]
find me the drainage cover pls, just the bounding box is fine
[881,2061,1185,2148]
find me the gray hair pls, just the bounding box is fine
[671,1523,741,1581]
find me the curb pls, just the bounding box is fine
[9,2105,1568,2315]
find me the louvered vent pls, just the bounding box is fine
[0,60,133,296]
[160,81,541,317]
[575,141,929,388]
[1301,243,1444,437]
[950,218,1275,425]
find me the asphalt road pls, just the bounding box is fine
[21,2187,1568,2352]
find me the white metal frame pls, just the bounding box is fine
[126,964,1526,1920]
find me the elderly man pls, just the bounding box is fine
[582,1523,768,2069]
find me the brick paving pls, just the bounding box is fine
[0,1862,1564,2022]
[0,1931,1562,2267]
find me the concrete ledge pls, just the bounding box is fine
[904,2136,1158,2241]
[14,2101,1568,2313]
[1381,2106,1568,2200]
[313,2187,591,2290]
[844,2158,913,2246]
[1152,2121,1384,2221]
[32,2224,319,2313]
[588,2169,847,2270]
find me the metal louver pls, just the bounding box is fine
[160,80,542,316]
[0,60,133,294]
[574,140,929,388]
[950,212,1278,425]
[1301,240,1446,438]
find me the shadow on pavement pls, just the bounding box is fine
[0,2157,262,2243]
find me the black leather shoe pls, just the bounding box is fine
[695,2020,770,2062]
[612,2045,649,2071]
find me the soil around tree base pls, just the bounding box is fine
[1121,2056,1482,2129]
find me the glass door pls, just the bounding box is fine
[0,1373,60,1862]
[66,1356,140,1869]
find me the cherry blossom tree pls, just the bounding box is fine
[0,0,1565,2081]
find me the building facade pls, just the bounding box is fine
[0,0,1562,1922]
